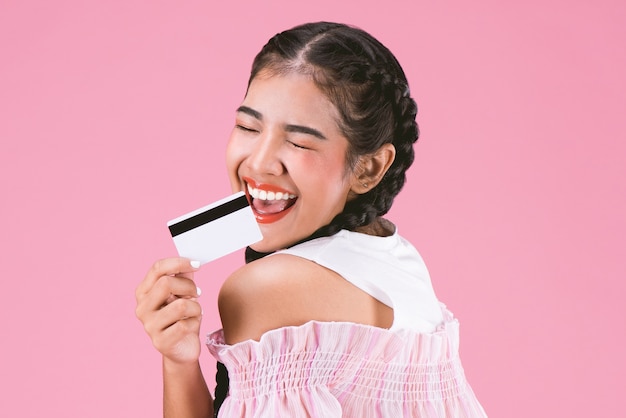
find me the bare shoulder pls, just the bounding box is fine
[218,253,392,345]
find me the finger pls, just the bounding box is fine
[137,275,201,317]
[136,257,200,297]
[151,317,202,361]
[144,298,203,335]
[175,271,194,280]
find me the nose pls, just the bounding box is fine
[247,132,285,176]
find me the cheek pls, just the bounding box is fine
[320,153,352,185]
[301,155,352,203]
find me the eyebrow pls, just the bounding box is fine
[237,106,262,120]
[236,105,327,140]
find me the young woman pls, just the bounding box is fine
[136,22,487,417]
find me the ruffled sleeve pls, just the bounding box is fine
[206,309,487,418]
[207,321,404,418]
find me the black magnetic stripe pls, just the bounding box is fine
[168,194,250,237]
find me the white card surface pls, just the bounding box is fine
[167,191,263,265]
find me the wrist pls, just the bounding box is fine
[162,355,212,417]
[162,356,201,375]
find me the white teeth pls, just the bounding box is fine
[247,184,296,201]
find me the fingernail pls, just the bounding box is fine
[190,260,201,269]
[196,286,202,296]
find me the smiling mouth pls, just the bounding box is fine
[244,180,298,223]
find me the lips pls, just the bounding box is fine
[243,177,297,224]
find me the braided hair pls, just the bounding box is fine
[248,22,420,238]
[214,23,420,414]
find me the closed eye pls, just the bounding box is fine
[236,124,258,133]
[287,140,310,150]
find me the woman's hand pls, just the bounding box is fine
[135,258,203,364]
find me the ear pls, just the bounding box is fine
[351,143,396,195]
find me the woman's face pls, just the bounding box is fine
[226,71,357,252]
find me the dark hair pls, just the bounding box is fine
[248,22,419,237]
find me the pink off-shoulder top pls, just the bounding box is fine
[207,229,487,417]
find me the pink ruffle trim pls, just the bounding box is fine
[206,307,487,417]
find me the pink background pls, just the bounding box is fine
[1,1,624,416]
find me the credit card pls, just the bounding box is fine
[167,191,263,265]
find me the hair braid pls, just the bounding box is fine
[315,64,419,237]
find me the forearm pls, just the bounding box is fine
[163,358,214,418]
